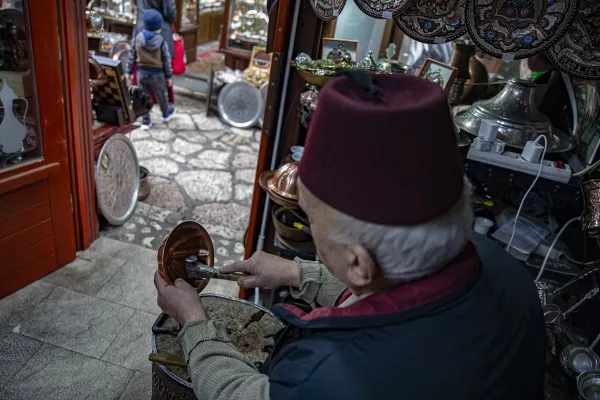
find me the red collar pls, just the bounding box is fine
[279,241,480,321]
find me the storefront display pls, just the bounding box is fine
[466,0,578,60]
[227,0,268,50]
[393,0,467,44]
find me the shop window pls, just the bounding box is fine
[0,0,42,172]
[227,0,268,51]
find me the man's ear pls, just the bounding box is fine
[345,244,378,289]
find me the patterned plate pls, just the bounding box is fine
[96,134,139,226]
[393,0,467,44]
[546,1,600,80]
[354,0,412,19]
[218,80,264,129]
[309,0,347,21]
[466,0,579,60]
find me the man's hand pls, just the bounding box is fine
[220,251,299,289]
[126,74,133,82]
[154,271,208,325]
[167,78,173,87]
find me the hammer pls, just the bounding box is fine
[185,255,246,282]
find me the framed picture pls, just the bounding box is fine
[418,58,459,93]
[322,38,359,62]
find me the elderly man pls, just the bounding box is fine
[154,72,546,400]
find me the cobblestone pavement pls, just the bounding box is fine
[100,93,260,267]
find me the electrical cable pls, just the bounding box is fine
[573,159,600,177]
[536,217,581,282]
[506,135,548,252]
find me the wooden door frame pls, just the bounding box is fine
[60,0,98,250]
[242,1,324,298]
[0,0,77,266]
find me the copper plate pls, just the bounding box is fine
[546,2,600,80]
[466,0,579,60]
[158,221,214,286]
[259,171,300,209]
[354,0,411,19]
[309,0,347,21]
[393,0,467,44]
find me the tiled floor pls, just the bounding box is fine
[0,237,238,400]
[100,89,261,268]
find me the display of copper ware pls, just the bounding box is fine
[157,221,214,289]
[454,79,571,152]
[259,163,300,209]
[561,329,600,378]
[577,370,600,400]
[583,180,600,233]
[447,40,489,106]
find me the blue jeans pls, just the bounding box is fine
[137,72,169,117]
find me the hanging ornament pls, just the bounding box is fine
[309,0,348,21]
[393,0,467,44]
[353,0,412,19]
[546,0,600,80]
[465,0,579,60]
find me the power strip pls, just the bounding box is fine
[467,147,572,183]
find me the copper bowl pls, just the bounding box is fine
[266,162,299,200]
[259,170,299,209]
[157,221,214,289]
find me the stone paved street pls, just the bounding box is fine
[100,92,261,269]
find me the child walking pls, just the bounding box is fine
[126,9,175,129]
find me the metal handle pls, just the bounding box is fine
[591,331,600,350]
[563,288,599,316]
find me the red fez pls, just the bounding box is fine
[299,73,464,226]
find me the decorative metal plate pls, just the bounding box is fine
[96,134,139,226]
[546,1,600,80]
[258,82,268,128]
[393,0,467,44]
[309,0,347,21]
[218,80,264,129]
[354,0,411,19]
[466,0,579,60]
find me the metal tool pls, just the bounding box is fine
[551,266,600,297]
[543,288,599,324]
[149,353,187,367]
[561,330,600,378]
[185,255,246,282]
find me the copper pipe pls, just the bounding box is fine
[149,353,186,367]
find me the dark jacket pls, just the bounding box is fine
[133,0,176,57]
[127,31,172,78]
[262,235,546,400]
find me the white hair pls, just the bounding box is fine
[330,177,474,282]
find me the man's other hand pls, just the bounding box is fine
[154,271,208,325]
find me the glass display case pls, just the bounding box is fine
[180,0,198,29]
[227,0,268,51]
[197,0,224,44]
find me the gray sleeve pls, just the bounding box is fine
[126,36,137,75]
[162,40,173,78]
[290,259,348,308]
[163,0,177,23]
[179,320,270,400]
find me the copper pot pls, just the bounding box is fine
[266,162,298,200]
[449,40,489,105]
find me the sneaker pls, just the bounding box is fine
[141,116,152,130]
[162,106,176,123]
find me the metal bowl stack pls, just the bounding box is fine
[259,162,300,209]
[454,79,571,152]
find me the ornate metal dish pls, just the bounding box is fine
[96,134,139,226]
[453,79,573,152]
[578,370,600,400]
[561,344,600,377]
[465,0,579,60]
[546,1,600,80]
[218,80,264,128]
[309,0,347,21]
[393,0,467,44]
[355,0,411,19]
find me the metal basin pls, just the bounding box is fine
[578,370,600,400]
[454,79,569,151]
